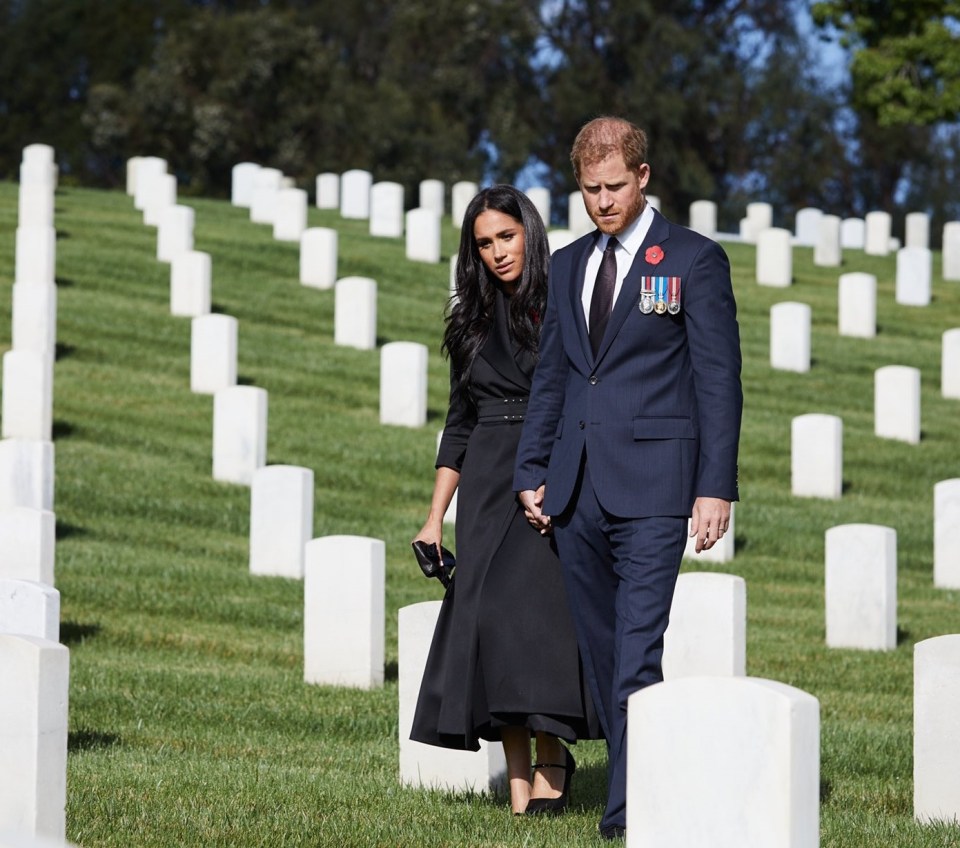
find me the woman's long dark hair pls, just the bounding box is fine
[442,185,550,399]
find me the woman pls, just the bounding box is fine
[410,185,600,816]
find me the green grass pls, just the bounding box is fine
[2,181,960,846]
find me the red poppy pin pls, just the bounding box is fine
[645,245,665,265]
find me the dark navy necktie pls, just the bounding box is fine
[588,236,618,357]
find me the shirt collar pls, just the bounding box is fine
[597,201,655,257]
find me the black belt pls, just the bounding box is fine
[476,397,529,423]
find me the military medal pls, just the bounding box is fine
[654,275,668,314]
[667,276,681,315]
[639,277,655,314]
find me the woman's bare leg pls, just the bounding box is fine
[500,726,532,814]
[531,732,566,799]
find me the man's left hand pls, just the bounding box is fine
[690,497,731,553]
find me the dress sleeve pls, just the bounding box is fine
[435,363,476,472]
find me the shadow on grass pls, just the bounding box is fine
[69,729,121,752]
[897,626,912,646]
[237,374,256,386]
[385,661,398,682]
[820,778,832,803]
[55,342,76,361]
[56,521,88,541]
[53,420,77,439]
[60,621,102,645]
[54,276,75,287]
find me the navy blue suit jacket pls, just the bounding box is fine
[514,208,742,518]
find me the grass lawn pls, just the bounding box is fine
[1,180,959,847]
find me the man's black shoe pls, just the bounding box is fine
[599,824,625,840]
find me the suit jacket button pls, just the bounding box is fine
[589,375,598,385]
[578,421,585,429]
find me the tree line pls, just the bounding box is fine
[1,0,958,235]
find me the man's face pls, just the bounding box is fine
[579,153,650,235]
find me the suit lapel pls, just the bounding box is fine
[569,233,599,368]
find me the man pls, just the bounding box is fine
[514,117,742,839]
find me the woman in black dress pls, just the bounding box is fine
[411,185,600,815]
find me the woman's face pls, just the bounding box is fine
[473,208,526,289]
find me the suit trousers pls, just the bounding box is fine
[553,454,686,831]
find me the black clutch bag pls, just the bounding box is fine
[411,540,456,588]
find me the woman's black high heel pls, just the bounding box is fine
[524,746,575,815]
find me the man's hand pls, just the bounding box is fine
[690,497,731,553]
[518,485,552,534]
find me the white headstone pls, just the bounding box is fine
[406,208,441,264]
[794,207,823,247]
[942,221,960,281]
[398,601,507,791]
[0,581,58,642]
[547,229,575,254]
[190,315,237,395]
[380,342,428,427]
[125,156,142,196]
[813,214,841,267]
[334,277,377,350]
[864,211,891,256]
[1,352,53,442]
[905,211,930,249]
[340,169,373,220]
[662,572,746,679]
[756,228,792,287]
[12,283,57,355]
[0,635,69,840]
[21,144,55,169]
[840,217,865,250]
[688,200,717,239]
[914,634,960,823]
[791,414,842,500]
[170,251,211,317]
[568,192,593,237]
[647,195,661,211]
[156,205,195,264]
[369,182,404,238]
[0,509,55,585]
[934,479,960,589]
[304,535,385,688]
[249,465,313,579]
[741,202,773,243]
[142,173,177,227]
[824,524,897,650]
[627,676,820,848]
[895,247,932,306]
[683,502,735,564]
[525,187,550,225]
[249,167,283,225]
[0,830,77,848]
[449,255,458,300]
[838,272,877,338]
[943,328,960,399]
[315,173,340,210]
[0,442,53,513]
[212,387,267,485]
[133,157,166,211]
[770,302,811,373]
[875,365,920,444]
[18,185,54,230]
[230,162,260,207]
[15,227,56,287]
[273,188,308,242]
[451,181,478,228]
[300,227,338,289]
[419,179,445,217]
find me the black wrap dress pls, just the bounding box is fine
[411,289,600,750]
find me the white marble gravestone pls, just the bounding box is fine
[647,195,661,211]
[688,200,717,239]
[334,277,377,350]
[125,156,142,196]
[895,247,932,306]
[791,414,842,500]
[303,535,385,688]
[875,365,920,444]
[864,211,891,256]
[398,601,507,791]
[1,352,53,442]
[905,212,929,250]
[942,221,960,281]
[380,342,428,427]
[933,479,960,590]
[825,524,897,651]
[11,283,56,356]
[840,217,865,250]
[0,634,69,840]
[406,208,441,264]
[0,441,54,512]
[212,386,267,485]
[0,580,59,642]
[273,188,308,242]
[0,508,55,585]
[526,187,551,225]
[340,169,373,220]
[21,145,56,190]
[15,227,56,287]
[249,465,314,579]
[662,572,746,679]
[18,183,54,230]
[315,172,339,210]
[299,227,338,289]
[838,272,877,338]
[770,302,811,373]
[369,182,404,238]
[914,634,960,823]
[548,229,575,254]
[683,502,735,564]
[156,204,195,263]
[170,251,211,317]
[943,329,960,399]
[143,173,177,227]
[249,167,283,225]
[794,207,822,247]
[230,162,260,208]
[132,157,166,211]
[756,228,792,287]
[419,179,445,217]
[190,315,237,395]
[568,191,593,237]
[626,676,820,848]
[740,202,773,243]
[451,181,479,228]
[814,214,842,267]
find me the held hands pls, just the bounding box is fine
[519,486,552,535]
[690,496,731,553]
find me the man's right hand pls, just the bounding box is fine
[519,485,551,534]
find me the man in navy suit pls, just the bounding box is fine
[514,117,742,839]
